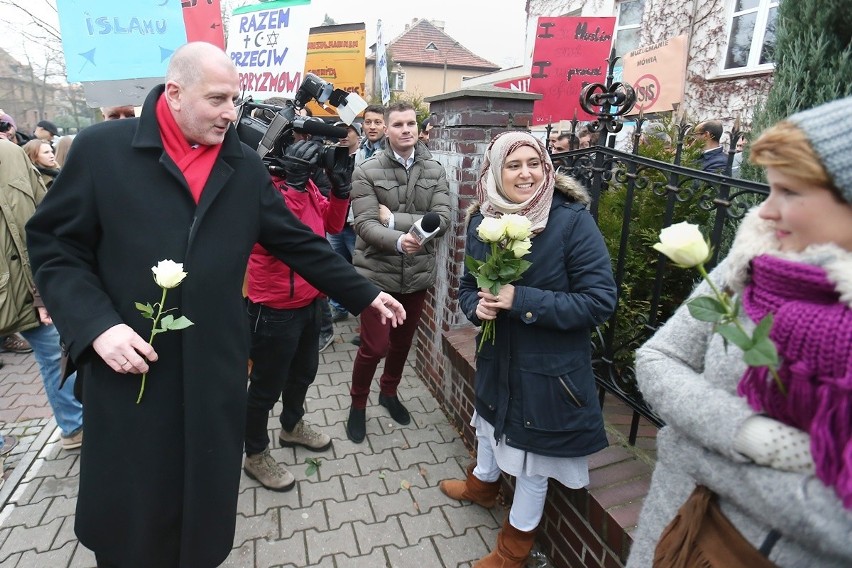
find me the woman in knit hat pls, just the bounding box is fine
[627,96,852,567]
[439,131,617,567]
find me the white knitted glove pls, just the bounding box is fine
[734,415,816,474]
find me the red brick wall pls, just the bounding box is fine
[414,90,653,568]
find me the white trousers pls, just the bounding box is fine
[473,429,548,532]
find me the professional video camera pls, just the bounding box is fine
[235,73,366,177]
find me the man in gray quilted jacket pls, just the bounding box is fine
[345,101,451,443]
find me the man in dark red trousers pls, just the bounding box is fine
[26,42,405,568]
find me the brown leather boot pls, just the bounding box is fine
[439,464,500,508]
[474,518,537,568]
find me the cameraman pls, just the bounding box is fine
[243,139,352,492]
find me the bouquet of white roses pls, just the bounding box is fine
[465,214,533,351]
[652,222,785,394]
[135,260,194,403]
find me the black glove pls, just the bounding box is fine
[281,140,322,191]
[326,155,354,199]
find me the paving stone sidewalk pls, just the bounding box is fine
[0,318,520,568]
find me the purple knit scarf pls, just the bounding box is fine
[738,254,852,508]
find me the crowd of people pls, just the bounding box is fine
[1,39,850,568]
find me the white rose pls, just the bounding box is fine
[502,214,532,240]
[652,222,710,268]
[477,217,506,243]
[151,260,188,289]
[509,238,532,258]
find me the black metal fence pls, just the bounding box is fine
[550,52,770,443]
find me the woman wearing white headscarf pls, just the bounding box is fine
[440,131,617,567]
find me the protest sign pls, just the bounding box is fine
[622,35,688,115]
[183,0,225,49]
[529,17,615,124]
[226,0,312,99]
[304,23,366,117]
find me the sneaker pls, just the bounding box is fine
[379,394,411,425]
[279,419,332,451]
[345,407,366,443]
[331,307,349,322]
[318,332,334,353]
[1,335,32,354]
[61,429,83,450]
[243,449,295,492]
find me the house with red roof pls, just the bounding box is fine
[366,18,500,99]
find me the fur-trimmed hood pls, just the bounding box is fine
[725,206,852,308]
[465,173,590,221]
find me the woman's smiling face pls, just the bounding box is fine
[500,145,543,204]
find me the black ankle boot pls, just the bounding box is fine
[378,394,411,425]
[346,407,366,443]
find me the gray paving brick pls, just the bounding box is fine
[436,422,467,444]
[368,431,409,454]
[17,540,75,568]
[254,482,301,516]
[279,501,327,539]
[476,524,501,550]
[44,495,76,525]
[399,507,454,545]
[417,458,469,489]
[432,527,490,567]
[326,494,374,530]
[305,522,357,564]
[334,547,387,568]
[233,508,280,548]
[2,498,50,528]
[356,448,399,476]
[316,361,343,375]
[299,475,344,507]
[303,555,336,568]
[68,542,96,568]
[323,407,349,429]
[428,440,472,463]
[352,516,405,555]
[303,394,341,413]
[21,455,76,482]
[393,445,437,469]
[53,514,77,550]
[10,479,42,506]
[442,500,501,535]
[414,409,453,427]
[402,424,445,449]
[220,540,254,568]
[2,517,63,555]
[369,490,417,522]
[315,383,349,400]
[339,472,388,500]
[236,487,257,517]
[255,531,306,567]
[0,552,22,568]
[317,452,358,479]
[385,541,443,568]
[380,464,430,493]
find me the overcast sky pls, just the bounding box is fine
[0,0,529,74]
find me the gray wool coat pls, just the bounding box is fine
[627,209,852,567]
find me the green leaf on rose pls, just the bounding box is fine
[743,337,780,368]
[464,255,482,274]
[499,264,517,279]
[135,302,155,318]
[160,314,175,330]
[687,296,727,322]
[475,275,496,291]
[716,323,752,350]
[167,316,194,330]
[753,313,774,342]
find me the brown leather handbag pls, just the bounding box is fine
[653,485,778,568]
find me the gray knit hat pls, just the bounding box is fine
[788,96,852,203]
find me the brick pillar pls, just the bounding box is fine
[413,87,540,418]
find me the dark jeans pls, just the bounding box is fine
[245,299,321,456]
[350,289,427,409]
[327,224,356,313]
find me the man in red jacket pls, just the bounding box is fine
[243,140,352,491]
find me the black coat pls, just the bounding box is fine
[459,178,617,458]
[25,86,379,568]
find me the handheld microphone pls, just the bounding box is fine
[408,212,441,245]
[293,118,348,140]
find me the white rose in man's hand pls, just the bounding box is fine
[151,260,188,289]
[477,217,506,243]
[652,222,711,268]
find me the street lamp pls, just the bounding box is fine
[427,41,460,93]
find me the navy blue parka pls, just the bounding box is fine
[459,175,617,458]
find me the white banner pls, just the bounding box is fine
[226,0,312,99]
[376,19,390,105]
